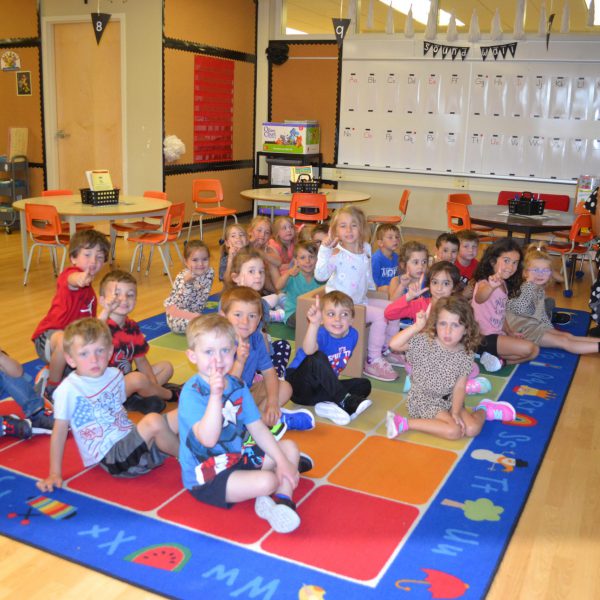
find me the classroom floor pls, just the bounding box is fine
[1,219,599,599]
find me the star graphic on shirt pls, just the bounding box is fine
[222,399,238,427]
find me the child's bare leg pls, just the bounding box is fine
[497,336,539,364]
[460,407,486,437]
[541,330,600,354]
[152,361,174,385]
[165,409,178,435]
[261,439,299,498]
[48,331,67,384]
[137,412,179,456]
[125,371,172,401]
[407,412,463,440]
[277,379,292,408]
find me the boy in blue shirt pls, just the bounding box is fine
[371,224,401,293]
[285,291,372,426]
[178,313,302,533]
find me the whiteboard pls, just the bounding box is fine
[338,39,600,182]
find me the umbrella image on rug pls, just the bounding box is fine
[441,497,504,521]
[396,568,469,598]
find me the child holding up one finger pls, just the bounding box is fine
[179,313,303,533]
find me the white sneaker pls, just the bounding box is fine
[314,401,351,426]
[480,352,503,373]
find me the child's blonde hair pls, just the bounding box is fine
[297,224,315,243]
[523,243,552,268]
[425,296,481,353]
[223,223,247,245]
[63,318,112,357]
[329,206,369,243]
[272,216,295,245]
[248,216,272,238]
[99,270,137,296]
[224,248,265,290]
[184,239,210,260]
[398,241,429,269]
[186,313,236,350]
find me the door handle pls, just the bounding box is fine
[56,129,71,139]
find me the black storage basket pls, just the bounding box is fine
[508,192,545,216]
[290,174,319,194]
[80,188,120,206]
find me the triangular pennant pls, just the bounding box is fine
[450,46,460,60]
[481,46,490,61]
[508,42,517,58]
[546,12,556,50]
[423,41,432,56]
[499,45,509,59]
[91,12,111,45]
[441,45,450,59]
[491,46,501,60]
[332,18,351,48]
[432,43,441,57]
[460,47,469,60]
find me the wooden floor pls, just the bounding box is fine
[0,222,599,599]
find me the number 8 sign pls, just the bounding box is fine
[91,12,111,45]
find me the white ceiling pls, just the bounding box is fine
[285,0,600,35]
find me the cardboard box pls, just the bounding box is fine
[262,122,320,154]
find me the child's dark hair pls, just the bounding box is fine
[426,261,460,290]
[375,223,400,241]
[184,239,210,260]
[312,223,329,237]
[99,270,137,296]
[436,232,460,249]
[69,230,110,261]
[293,241,317,257]
[474,238,524,298]
[425,296,481,353]
[321,290,355,318]
[456,229,480,244]
[398,240,428,268]
[220,286,263,318]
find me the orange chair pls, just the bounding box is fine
[187,179,237,243]
[447,201,494,242]
[41,189,94,232]
[546,213,596,297]
[289,193,328,226]
[109,190,168,261]
[24,203,70,285]
[367,189,410,243]
[129,203,185,285]
[552,201,590,241]
[447,193,494,234]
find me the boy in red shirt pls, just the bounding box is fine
[454,230,480,298]
[32,230,110,400]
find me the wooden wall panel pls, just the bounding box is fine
[164,0,256,55]
[0,0,37,38]
[165,168,254,221]
[270,43,339,165]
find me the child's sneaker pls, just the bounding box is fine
[298,452,314,473]
[384,351,406,367]
[29,409,54,434]
[255,495,300,533]
[402,376,411,393]
[1,416,33,440]
[34,365,49,397]
[124,394,166,414]
[476,399,516,422]
[163,383,182,402]
[280,407,315,431]
[340,393,372,421]
[243,421,287,448]
[465,376,492,395]
[363,357,398,382]
[314,401,351,426]
[480,352,504,373]
[386,411,408,439]
[269,308,285,323]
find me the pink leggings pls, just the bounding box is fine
[366,298,398,361]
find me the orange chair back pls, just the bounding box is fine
[448,193,472,205]
[25,203,63,239]
[192,179,223,207]
[163,202,186,237]
[399,189,411,215]
[143,190,167,200]
[42,189,73,197]
[567,213,594,245]
[574,201,590,215]
[289,193,328,223]
[447,201,471,232]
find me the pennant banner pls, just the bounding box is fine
[480,42,517,61]
[91,12,111,45]
[332,18,351,48]
[423,41,469,61]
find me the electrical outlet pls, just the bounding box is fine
[454,178,468,189]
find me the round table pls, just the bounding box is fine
[240,187,371,218]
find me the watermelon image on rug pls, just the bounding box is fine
[125,543,191,572]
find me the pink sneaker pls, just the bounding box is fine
[465,376,492,395]
[385,351,407,367]
[476,399,516,422]
[363,357,398,382]
[386,411,408,438]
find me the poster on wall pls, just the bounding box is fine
[16,71,31,96]
[1,51,21,71]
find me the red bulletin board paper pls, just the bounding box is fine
[193,55,234,163]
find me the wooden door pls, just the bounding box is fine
[53,22,122,191]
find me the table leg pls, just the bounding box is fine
[19,210,27,269]
[69,217,76,238]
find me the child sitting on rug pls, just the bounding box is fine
[31,230,110,401]
[386,296,516,441]
[0,347,54,439]
[247,216,279,293]
[371,223,401,294]
[99,270,181,414]
[37,318,179,492]
[178,313,301,533]
[221,286,313,433]
[219,223,249,283]
[164,240,215,334]
[506,244,600,354]
[431,232,460,265]
[454,230,480,298]
[267,215,296,274]
[285,291,372,426]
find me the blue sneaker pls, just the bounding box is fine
[280,407,315,431]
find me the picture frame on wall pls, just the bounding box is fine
[16,71,31,96]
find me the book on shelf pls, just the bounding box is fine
[290,165,313,182]
[85,169,114,191]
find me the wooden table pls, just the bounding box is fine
[13,195,170,268]
[240,187,371,219]
[468,204,573,244]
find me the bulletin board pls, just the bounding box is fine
[338,38,600,182]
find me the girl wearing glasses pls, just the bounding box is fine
[506,245,600,354]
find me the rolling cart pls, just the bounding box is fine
[0,155,29,233]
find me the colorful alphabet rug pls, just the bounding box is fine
[0,308,588,599]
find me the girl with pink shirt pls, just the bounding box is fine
[266,216,295,274]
